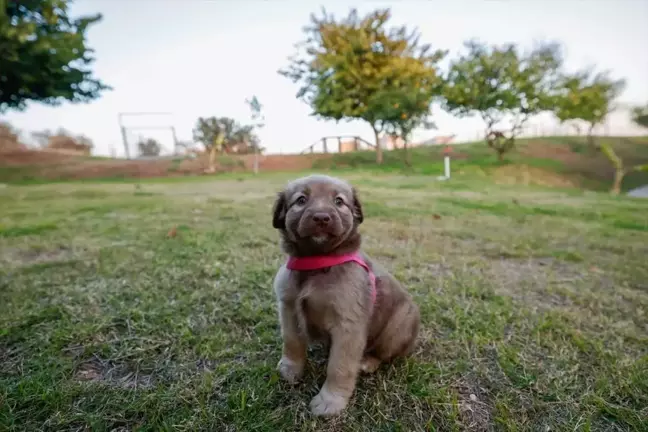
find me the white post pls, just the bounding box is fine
[444,155,450,179]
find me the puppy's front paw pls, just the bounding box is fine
[310,388,348,416]
[277,356,304,383]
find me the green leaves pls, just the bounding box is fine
[631,104,648,129]
[192,117,260,155]
[442,40,563,159]
[442,40,562,124]
[245,96,265,129]
[552,71,625,133]
[279,8,446,163]
[0,0,110,112]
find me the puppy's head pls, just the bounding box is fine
[272,174,363,255]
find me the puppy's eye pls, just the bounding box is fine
[334,197,344,207]
[296,196,307,205]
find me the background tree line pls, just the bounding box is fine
[1,2,647,187]
[281,8,648,170]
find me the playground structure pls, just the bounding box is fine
[301,135,454,181]
[118,112,179,159]
[300,135,376,154]
[300,134,458,155]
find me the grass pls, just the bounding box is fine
[1,173,647,431]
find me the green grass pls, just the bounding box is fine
[1,174,647,431]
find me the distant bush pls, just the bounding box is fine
[32,129,93,155]
[137,138,162,157]
[0,122,26,151]
[48,134,92,155]
[218,155,245,170]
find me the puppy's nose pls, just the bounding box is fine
[312,212,331,224]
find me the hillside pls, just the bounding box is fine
[315,136,648,193]
[1,136,647,192]
[0,150,325,183]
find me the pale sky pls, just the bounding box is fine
[5,0,648,157]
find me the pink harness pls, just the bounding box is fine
[286,252,377,304]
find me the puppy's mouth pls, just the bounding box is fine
[309,233,332,244]
[297,224,339,244]
[302,226,335,242]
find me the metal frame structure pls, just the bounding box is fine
[118,112,179,159]
[300,135,375,154]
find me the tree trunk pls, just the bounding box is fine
[403,140,411,167]
[572,123,581,135]
[611,169,624,195]
[587,123,597,150]
[372,124,383,164]
[207,146,217,173]
[497,148,505,162]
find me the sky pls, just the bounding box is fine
[5,0,648,157]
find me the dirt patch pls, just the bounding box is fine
[239,153,330,171]
[521,142,582,164]
[0,148,80,166]
[520,140,648,187]
[0,149,331,182]
[1,245,74,268]
[74,356,154,389]
[492,165,577,188]
[454,376,493,432]
[486,258,584,309]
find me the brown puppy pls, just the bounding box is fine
[271,174,420,416]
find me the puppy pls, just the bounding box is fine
[271,174,420,416]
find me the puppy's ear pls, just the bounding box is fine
[352,187,364,224]
[272,191,287,229]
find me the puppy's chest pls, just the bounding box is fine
[289,269,342,335]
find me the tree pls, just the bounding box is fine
[379,80,437,166]
[246,95,264,174]
[229,124,262,155]
[192,116,259,172]
[0,121,23,150]
[31,129,52,147]
[552,70,625,147]
[38,128,93,154]
[0,0,110,113]
[443,40,562,161]
[631,104,648,129]
[280,8,446,164]
[137,138,161,157]
[600,142,648,195]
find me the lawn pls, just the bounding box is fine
[1,173,647,431]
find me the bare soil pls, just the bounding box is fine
[0,149,328,181]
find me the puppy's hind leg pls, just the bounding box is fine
[374,300,420,362]
[360,355,381,374]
